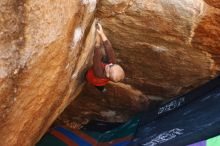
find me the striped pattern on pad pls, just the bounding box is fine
[37,114,140,146]
[37,126,133,146]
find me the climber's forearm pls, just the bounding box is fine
[97,24,116,63]
[103,40,116,64]
[93,46,105,78]
[100,33,108,42]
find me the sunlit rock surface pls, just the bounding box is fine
[97,0,220,97]
[59,0,220,128]
[0,0,97,145]
[1,0,220,145]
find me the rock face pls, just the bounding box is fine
[0,0,97,146]
[58,0,220,128]
[56,82,150,128]
[0,0,220,146]
[204,0,220,8]
[97,0,220,97]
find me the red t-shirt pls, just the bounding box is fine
[86,64,110,86]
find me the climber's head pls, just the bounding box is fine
[105,64,125,82]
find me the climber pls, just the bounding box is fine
[86,23,125,92]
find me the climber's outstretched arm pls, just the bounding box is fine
[97,23,116,64]
[93,46,105,78]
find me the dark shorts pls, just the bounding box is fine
[95,86,105,92]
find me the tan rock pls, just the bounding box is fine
[59,0,220,125]
[0,0,97,145]
[204,0,220,8]
[96,0,220,97]
[1,0,220,145]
